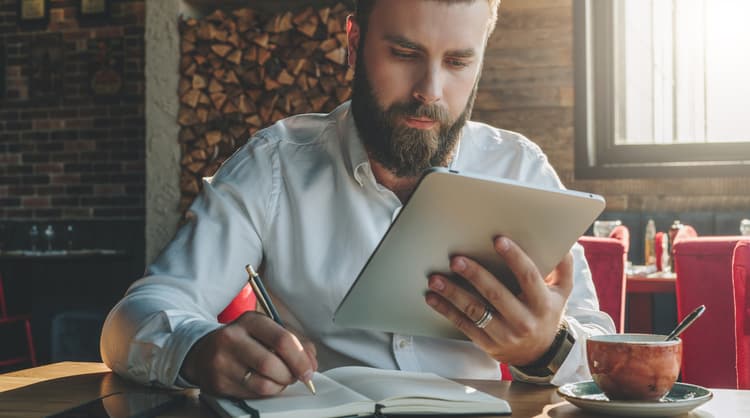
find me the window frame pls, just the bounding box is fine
[574,0,750,179]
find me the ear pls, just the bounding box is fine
[346,14,360,68]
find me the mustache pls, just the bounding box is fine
[387,101,450,124]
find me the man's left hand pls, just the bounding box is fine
[425,236,574,366]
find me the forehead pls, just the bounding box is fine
[367,0,491,52]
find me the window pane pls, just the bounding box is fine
[616,0,656,144]
[675,0,705,143]
[705,0,750,142]
[615,0,750,145]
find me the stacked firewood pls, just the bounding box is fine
[177,3,352,213]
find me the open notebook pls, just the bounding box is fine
[201,366,511,418]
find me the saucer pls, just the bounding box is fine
[557,381,713,417]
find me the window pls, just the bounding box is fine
[575,0,750,178]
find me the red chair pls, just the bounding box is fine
[578,225,630,332]
[674,236,750,389]
[733,240,750,389]
[0,273,37,369]
[217,283,257,324]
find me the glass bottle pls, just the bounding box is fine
[44,225,55,251]
[65,224,75,250]
[644,219,656,266]
[29,224,40,251]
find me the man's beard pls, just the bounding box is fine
[350,54,478,178]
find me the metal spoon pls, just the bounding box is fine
[665,305,706,341]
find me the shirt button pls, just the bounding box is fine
[398,339,410,349]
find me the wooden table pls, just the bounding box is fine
[2,362,748,417]
[626,271,676,333]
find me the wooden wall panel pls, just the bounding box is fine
[476,0,750,212]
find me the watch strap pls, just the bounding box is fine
[513,322,575,378]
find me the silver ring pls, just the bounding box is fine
[473,306,493,329]
[242,369,253,384]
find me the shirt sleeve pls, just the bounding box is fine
[99,138,278,388]
[508,138,617,386]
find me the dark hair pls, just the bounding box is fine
[353,0,502,40]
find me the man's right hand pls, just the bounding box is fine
[180,311,318,398]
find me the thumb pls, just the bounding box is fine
[301,340,318,371]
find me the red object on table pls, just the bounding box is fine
[578,225,630,332]
[217,283,257,324]
[674,235,750,389]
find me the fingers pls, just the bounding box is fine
[493,236,549,309]
[181,311,318,399]
[239,371,289,399]
[551,252,575,296]
[240,314,316,385]
[300,339,319,371]
[425,282,498,349]
[229,326,296,385]
[442,255,529,325]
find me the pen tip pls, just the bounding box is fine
[304,379,316,395]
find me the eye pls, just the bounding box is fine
[446,58,469,68]
[391,48,418,59]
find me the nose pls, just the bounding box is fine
[412,63,442,105]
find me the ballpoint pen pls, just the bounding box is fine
[245,264,316,395]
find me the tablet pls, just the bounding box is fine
[333,167,605,339]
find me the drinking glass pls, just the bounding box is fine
[65,224,75,250]
[593,220,622,237]
[741,219,750,236]
[44,225,55,251]
[29,225,40,251]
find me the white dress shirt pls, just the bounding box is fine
[100,101,615,388]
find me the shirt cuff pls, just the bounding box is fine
[157,319,223,388]
[549,318,595,386]
[510,318,595,386]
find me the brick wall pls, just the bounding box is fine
[0,0,145,220]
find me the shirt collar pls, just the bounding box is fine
[336,100,466,186]
[335,101,371,187]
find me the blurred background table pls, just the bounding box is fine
[626,271,676,334]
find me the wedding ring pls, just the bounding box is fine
[242,369,253,384]
[473,306,493,329]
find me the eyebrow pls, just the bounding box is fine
[384,34,476,58]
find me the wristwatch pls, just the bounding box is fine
[513,322,576,378]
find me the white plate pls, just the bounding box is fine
[557,381,713,417]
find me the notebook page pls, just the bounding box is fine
[243,372,372,418]
[324,366,510,415]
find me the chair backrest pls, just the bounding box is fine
[217,283,257,324]
[674,236,747,389]
[733,240,750,389]
[674,225,698,243]
[578,225,629,332]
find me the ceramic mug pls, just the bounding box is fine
[587,334,682,401]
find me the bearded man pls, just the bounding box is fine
[101,0,614,398]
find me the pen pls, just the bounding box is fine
[245,264,316,395]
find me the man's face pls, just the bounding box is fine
[349,0,490,177]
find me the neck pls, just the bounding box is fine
[368,158,420,203]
